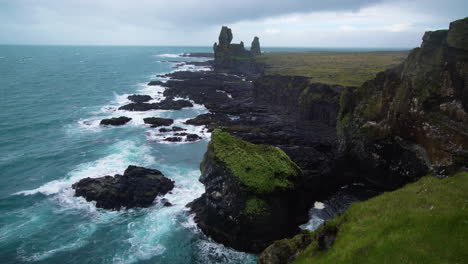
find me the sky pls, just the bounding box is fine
[0,0,466,47]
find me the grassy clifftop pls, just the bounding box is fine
[256,51,408,86]
[260,172,468,263]
[207,130,301,194]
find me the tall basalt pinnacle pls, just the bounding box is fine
[213,26,262,74]
[218,26,233,47]
[251,36,261,56]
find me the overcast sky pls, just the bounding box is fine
[0,0,466,47]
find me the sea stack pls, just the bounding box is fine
[212,26,263,75]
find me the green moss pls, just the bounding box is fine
[337,113,352,138]
[209,130,301,194]
[362,94,383,121]
[292,172,468,264]
[243,197,269,217]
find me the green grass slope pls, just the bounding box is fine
[292,172,468,264]
[256,51,408,86]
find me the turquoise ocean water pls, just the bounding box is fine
[0,45,258,264]
[0,45,400,263]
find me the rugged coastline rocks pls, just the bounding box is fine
[119,99,193,111]
[127,94,152,103]
[338,17,468,181]
[143,117,174,127]
[189,130,303,253]
[72,165,174,210]
[100,116,132,126]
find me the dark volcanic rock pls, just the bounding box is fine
[190,131,303,253]
[119,99,193,111]
[186,134,202,142]
[213,26,263,75]
[127,94,152,103]
[143,117,174,127]
[100,116,132,126]
[156,99,193,110]
[164,137,182,142]
[72,165,174,210]
[148,80,165,86]
[338,17,468,180]
[185,113,231,128]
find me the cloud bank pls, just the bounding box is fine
[0,0,466,47]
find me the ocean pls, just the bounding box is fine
[0,45,259,264]
[0,45,394,264]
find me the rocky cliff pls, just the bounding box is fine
[258,16,468,264]
[338,17,468,189]
[213,26,263,75]
[189,130,304,253]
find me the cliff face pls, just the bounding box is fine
[213,26,263,75]
[338,17,468,188]
[190,130,303,253]
[254,75,348,126]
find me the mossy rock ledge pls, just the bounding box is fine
[189,130,303,253]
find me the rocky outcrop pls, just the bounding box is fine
[127,94,152,103]
[338,17,468,186]
[119,99,193,111]
[254,75,347,126]
[251,36,261,56]
[213,26,263,75]
[189,130,303,253]
[100,116,132,126]
[143,117,174,127]
[72,165,174,210]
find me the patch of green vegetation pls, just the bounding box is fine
[337,113,352,138]
[362,94,383,121]
[256,51,408,86]
[209,130,301,194]
[292,172,468,264]
[243,197,269,217]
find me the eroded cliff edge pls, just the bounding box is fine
[338,17,468,185]
[259,17,468,263]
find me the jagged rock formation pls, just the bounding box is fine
[338,17,468,187]
[72,165,174,210]
[189,130,303,253]
[213,26,263,75]
[251,36,261,56]
[100,116,132,126]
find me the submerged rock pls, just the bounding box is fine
[186,134,202,142]
[190,130,303,253]
[100,116,132,126]
[72,165,174,210]
[127,94,152,103]
[164,137,182,142]
[143,117,174,127]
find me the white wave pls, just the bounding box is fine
[155,53,183,58]
[300,215,325,231]
[314,201,325,209]
[15,140,155,197]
